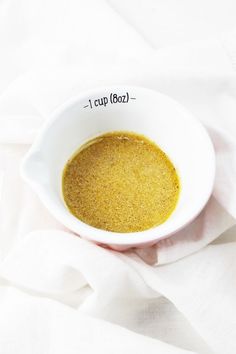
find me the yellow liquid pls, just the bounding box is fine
[62,132,180,233]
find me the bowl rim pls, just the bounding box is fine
[21,85,216,246]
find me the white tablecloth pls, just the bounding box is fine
[1,1,236,353]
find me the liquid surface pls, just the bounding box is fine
[62,132,180,233]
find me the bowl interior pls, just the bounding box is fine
[22,86,215,245]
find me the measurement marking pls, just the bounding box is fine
[83,105,89,108]
[131,97,136,100]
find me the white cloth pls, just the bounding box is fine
[1,1,236,353]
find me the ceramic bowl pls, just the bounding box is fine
[21,86,215,250]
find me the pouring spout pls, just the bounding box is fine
[21,150,50,190]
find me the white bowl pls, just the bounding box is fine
[21,86,215,250]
